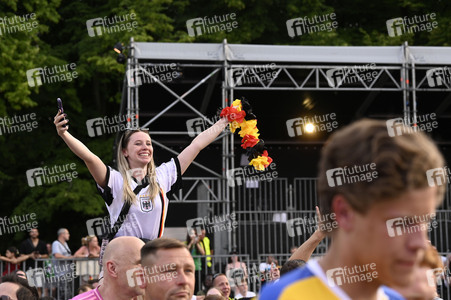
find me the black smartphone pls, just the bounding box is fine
[57,98,67,127]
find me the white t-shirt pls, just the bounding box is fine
[52,241,71,257]
[97,158,182,240]
[235,291,257,299]
[52,240,72,277]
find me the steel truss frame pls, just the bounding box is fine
[123,38,451,250]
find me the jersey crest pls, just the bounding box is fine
[140,194,153,212]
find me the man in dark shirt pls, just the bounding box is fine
[19,228,48,271]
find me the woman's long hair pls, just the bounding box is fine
[117,129,159,205]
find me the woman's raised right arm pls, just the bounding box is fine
[54,111,107,188]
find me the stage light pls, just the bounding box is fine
[114,42,126,64]
[114,42,123,53]
[303,97,315,110]
[305,123,315,133]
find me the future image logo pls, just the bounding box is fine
[86,13,138,37]
[126,267,145,287]
[26,163,78,187]
[186,213,238,235]
[426,167,450,187]
[426,67,451,87]
[0,13,38,36]
[286,13,338,38]
[326,264,378,287]
[86,213,139,237]
[286,213,338,237]
[231,64,278,87]
[86,114,130,137]
[26,64,78,87]
[286,113,338,137]
[186,116,221,137]
[126,64,180,87]
[386,14,438,37]
[325,64,377,88]
[186,13,238,37]
[325,163,378,187]
[226,164,278,187]
[385,114,438,137]
[386,213,437,237]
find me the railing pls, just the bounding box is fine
[0,257,100,299]
[0,255,260,298]
[2,253,451,299]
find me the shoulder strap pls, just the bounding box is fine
[106,184,146,241]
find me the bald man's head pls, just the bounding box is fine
[100,236,146,298]
[0,281,20,299]
[103,236,144,267]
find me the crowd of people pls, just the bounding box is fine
[1,109,449,299]
[0,228,102,299]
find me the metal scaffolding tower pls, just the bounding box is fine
[122,39,451,251]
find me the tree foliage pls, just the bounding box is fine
[0,0,449,248]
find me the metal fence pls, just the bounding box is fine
[0,257,100,300]
[0,255,267,299]
[231,177,451,256]
[231,177,451,299]
[3,176,451,298]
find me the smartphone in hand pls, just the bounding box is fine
[57,98,67,127]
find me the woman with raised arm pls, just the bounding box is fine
[54,110,228,246]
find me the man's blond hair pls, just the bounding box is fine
[318,119,445,230]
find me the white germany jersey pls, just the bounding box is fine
[97,157,182,240]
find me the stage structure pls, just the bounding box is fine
[121,38,451,255]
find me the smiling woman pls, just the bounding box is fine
[53,106,229,264]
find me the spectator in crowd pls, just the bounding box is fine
[258,256,278,288]
[206,287,223,296]
[289,246,297,255]
[51,228,74,300]
[19,228,49,271]
[1,272,39,300]
[0,247,35,276]
[199,274,214,296]
[74,236,88,256]
[212,273,233,300]
[141,237,195,300]
[280,259,306,276]
[197,229,212,271]
[71,236,145,300]
[52,228,73,259]
[234,280,256,299]
[225,251,247,296]
[225,251,247,282]
[46,244,52,257]
[88,278,100,289]
[268,263,280,283]
[12,270,27,280]
[77,284,93,294]
[0,280,35,300]
[187,229,206,294]
[258,256,277,274]
[54,108,228,265]
[73,235,101,258]
[260,119,446,299]
[18,228,48,298]
[391,242,444,299]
